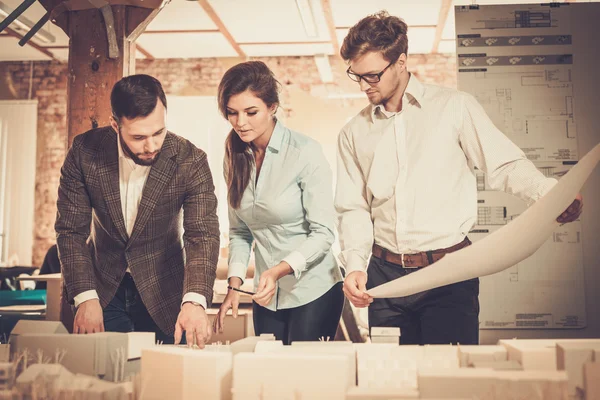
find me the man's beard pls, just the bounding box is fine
[368,78,403,107]
[369,96,383,106]
[118,132,160,166]
[367,92,384,106]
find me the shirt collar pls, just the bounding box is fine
[370,73,425,121]
[265,119,284,154]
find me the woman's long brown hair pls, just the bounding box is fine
[218,61,280,209]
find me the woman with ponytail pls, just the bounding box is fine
[213,61,343,344]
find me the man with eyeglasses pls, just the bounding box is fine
[335,11,583,345]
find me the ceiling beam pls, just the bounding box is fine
[143,29,220,34]
[336,24,437,30]
[135,42,154,60]
[126,2,170,41]
[432,0,453,54]
[37,0,68,34]
[5,27,57,60]
[321,0,339,55]
[196,0,245,57]
[239,41,330,46]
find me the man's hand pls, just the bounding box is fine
[213,278,242,334]
[252,262,292,307]
[557,193,583,224]
[73,299,104,334]
[343,270,373,308]
[174,302,211,348]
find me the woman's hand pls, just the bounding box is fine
[213,277,242,334]
[253,262,293,307]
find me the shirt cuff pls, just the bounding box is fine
[344,252,369,277]
[538,178,558,198]
[227,262,248,284]
[181,293,207,310]
[527,178,558,205]
[74,290,99,308]
[281,250,307,279]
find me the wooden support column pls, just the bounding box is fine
[66,6,162,146]
[38,1,165,146]
[66,6,128,146]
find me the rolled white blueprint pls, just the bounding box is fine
[367,142,600,299]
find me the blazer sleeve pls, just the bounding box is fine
[182,149,220,307]
[55,135,96,302]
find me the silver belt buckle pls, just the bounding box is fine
[401,253,417,269]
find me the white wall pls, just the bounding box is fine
[0,100,38,266]
[166,96,231,235]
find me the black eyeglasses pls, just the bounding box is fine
[347,61,395,84]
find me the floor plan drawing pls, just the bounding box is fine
[457,4,577,162]
[457,4,586,329]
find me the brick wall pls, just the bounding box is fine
[0,54,456,265]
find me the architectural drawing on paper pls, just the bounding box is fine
[456,3,588,330]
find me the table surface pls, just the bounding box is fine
[15,273,61,281]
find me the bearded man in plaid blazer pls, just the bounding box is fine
[55,74,219,347]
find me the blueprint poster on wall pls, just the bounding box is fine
[455,3,586,329]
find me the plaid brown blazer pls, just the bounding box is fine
[55,127,220,335]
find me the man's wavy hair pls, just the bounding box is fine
[340,10,408,63]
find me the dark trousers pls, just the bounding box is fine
[253,282,344,345]
[366,256,480,345]
[103,273,176,344]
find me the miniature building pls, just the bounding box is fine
[13,332,128,381]
[583,361,600,400]
[346,386,419,400]
[556,341,600,397]
[8,320,67,355]
[229,334,275,355]
[0,363,13,391]
[0,345,9,363]
[458,345,507,367]
[232,352,349,400]
[141,346,233,400]
[370,327,401,344]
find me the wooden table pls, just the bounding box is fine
[16,273,62,321]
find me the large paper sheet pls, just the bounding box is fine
[367,142,600,299]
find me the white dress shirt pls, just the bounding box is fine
[74,135,207,309]
[335,74,557,275]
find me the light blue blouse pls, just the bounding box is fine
[227,121,342,311]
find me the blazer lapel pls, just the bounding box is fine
[126,133,178,249]
[98,128,128,243]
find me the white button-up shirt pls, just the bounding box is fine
[74,135,207,309]
[335,74,557,275]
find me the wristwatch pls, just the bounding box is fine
[182,301,204,309]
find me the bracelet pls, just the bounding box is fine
[227,286,256,295]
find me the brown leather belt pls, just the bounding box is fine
[372,237,471,269]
